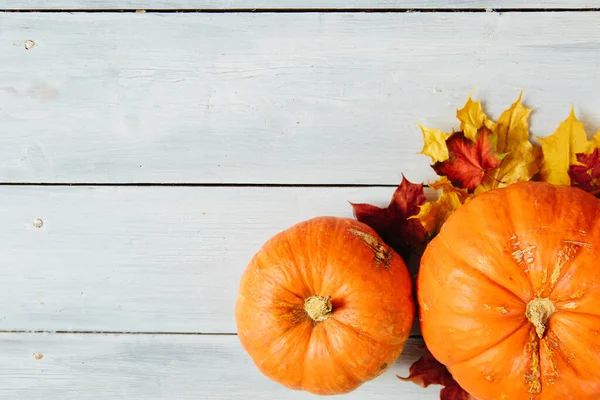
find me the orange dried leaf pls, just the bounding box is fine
[432,128,502,192]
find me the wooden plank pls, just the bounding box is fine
[0,185,433,333]
[0,1,597,10]
[0,333,440,399]
[2,13,600,184]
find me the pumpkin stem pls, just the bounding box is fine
[525,297,556,339]
[304,295,333,322]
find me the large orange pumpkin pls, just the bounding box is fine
[418,181,600,399]
[235,216,415,395]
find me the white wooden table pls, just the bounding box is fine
[1,1,600,398]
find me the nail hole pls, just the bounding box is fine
[33,218,44,228]
[24,40,35,50]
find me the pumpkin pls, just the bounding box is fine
[418,181,600,399]
[235,216,415,395]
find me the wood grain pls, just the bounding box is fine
[2,12,600,184]
[0,1,597,9]
[0,333,440,399]
[0,185,432,333]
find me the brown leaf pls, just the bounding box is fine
[398,348,477,400]
[350,175,427,260]
[432,127,502,192]
[441,381,478,400]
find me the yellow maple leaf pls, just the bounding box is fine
[429,176,470,201]
[537,108,596,186]
[456,95,496,141]
[418,125,451,163]
[413,191,464,237]
[593,130,600,148]
[475,92,543,193]
[412,177,473,236]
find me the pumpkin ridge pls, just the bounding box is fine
[504,185,544,296]
[554,309,600,319]
[299,324,314,391]
[446,318,529,368]
[547,243,592,298]
[544,313,599,376]
[437,234,529,303]
[544,330,580,391]
[328,317,399,348]
[524,327,542,394]
[261,266,308,302]
[261,314,311,350]
[319,322,366,385]
[265,232,314,296]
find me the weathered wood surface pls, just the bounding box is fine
[3,12,600,184]
[1,333,440,399]
[2,6,595,399]
[0,1,597,9]
[0,185,432,333]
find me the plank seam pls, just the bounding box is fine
[1,8,600,13]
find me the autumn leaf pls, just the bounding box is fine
[456,95,496,141]
[432,127,502,192]
[568,148,600,196]
[412,191,463,237]
[421,92,542,195]
[429,176,471,202]
[476,92,542,193]
[419,125,451,163]
[593,130,600,148]
[350,175,427,260]
[537,108,596,185]
[398,348,476,400]
[410,177,472,237]
[441,381,479,400]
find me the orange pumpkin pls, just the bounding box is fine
[418,181,600,399]
[235,216,415,395]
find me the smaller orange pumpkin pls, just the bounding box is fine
[235,216,415,395]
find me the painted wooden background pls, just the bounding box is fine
[1,2,599,399]
[1,1,599,9]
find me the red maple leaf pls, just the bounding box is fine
[350,175,426,261]
[432,127,501,192]
[568,148,600,197]
[398,348,476,400]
